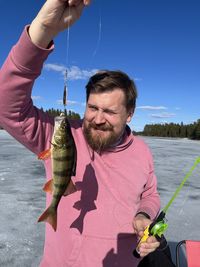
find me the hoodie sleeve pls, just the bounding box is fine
[136,146,160,220]
[0,26,54,155]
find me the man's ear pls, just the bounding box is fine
[126,111,133,123]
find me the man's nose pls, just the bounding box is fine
[94,110,106,124]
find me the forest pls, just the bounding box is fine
[0,108,80,130]
[140,119,200,140]
[39,107,81,119]
[0,109,199,141]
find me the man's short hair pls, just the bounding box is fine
[86,70,138,113]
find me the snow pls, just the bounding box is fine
[0,131,200,266]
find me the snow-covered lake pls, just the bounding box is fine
[0,130,200,266]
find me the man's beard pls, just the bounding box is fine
[83,121,122,152]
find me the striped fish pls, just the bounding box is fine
[37,114,77,231]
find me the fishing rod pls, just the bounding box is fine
[133,156,200,258]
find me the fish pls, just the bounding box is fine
[37,114,77,231]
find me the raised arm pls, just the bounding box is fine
[0,27,54,155]
[0,0,90,154]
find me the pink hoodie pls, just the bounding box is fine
[0,27,160,267]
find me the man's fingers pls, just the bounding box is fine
[146,235,158,243]
[137,230,145,238]
[138,236,160,257]
[132,213,151,236]
[68,0,91,6]
[84,0,91,5]
[68,0,82,6]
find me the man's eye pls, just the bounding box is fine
[105,110,115,115]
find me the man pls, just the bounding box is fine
[0,0,160,266]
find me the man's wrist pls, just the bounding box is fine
[29,19,55,49]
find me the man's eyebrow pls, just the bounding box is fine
[88,103,118,113]
[88,103,98,108]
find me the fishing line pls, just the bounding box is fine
[90,2,102,65]
[177,177,191,216]
[176,160,199,218]
[62,1,102,116]
[65,6,70,71]
[133,156,200,258]
[162,157,200,214]
[63,4,71,115]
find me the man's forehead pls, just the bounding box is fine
[88,89,125,103]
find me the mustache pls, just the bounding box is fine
[89,123,113,131]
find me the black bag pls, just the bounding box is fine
[138,237,176,267]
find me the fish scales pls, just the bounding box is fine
[38,115,77,231]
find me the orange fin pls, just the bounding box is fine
[43,179,53,194]
[38,207,57,231]
[38,149,51,160]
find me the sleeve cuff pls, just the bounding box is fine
[135,212,151,219]
[11,25,54,74]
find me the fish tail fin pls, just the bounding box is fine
[38,207,57,231]
[43,179,53,194]
[38,149,51,160]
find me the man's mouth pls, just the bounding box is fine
[90,124,113,132]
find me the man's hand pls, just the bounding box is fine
[132,213,160,257]
[29,0,91,48]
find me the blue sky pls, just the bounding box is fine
[0,0,200,131]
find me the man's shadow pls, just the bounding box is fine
[103,233,138,267]
[70,164,98,233]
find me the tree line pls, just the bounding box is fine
[140,119,200,140]
[40,107,81,119]
[1,109,200,141]
[0,108,81,129]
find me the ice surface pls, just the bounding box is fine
[0,131,45,267]
[0,131,200,266]
[141,136,200,262]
